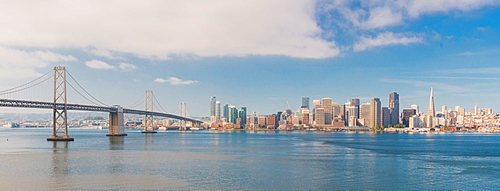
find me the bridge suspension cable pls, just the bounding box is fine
[66,71,109,107]
[0,72,52,96]
[152,92,168,113]
[126,97,144,109]
[0,70,51,93]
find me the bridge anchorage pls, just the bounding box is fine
[0,66,203,141]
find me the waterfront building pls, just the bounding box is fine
[301,97,310,110]
[266,114,276,128]
[389,92,400,125]
[258,115,267,127]
[402,108,417,127]
[359,102,371,126]
[382,107,391,128]
[409,116,421,128]
[314,107,325,127]
[369,98,382,129]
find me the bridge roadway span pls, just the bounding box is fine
[0,99,202,123]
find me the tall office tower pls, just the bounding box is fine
[314,108,325,127]
[411,104,419,114]
[427,88,435,128]
[215,101,221,120]
[223,104,229,122]
[228,105,238,124]
[239,107,247,127]
[428,88,435,117]
[382,107,391,128]
[359,102,371,126]
[210,96,216,117]
[389,92,400,125]
[369,98,382,129]
[322,98,333,125]
[402,108,417,127]
[301,97,310,109]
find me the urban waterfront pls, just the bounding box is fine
[1,128,499,190]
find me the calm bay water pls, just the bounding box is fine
[1,128,499,190]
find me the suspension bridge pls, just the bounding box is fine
[0,66,203,141]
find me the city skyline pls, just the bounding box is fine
[1,1,500,116]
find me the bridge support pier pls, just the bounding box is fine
[107,106,127,136]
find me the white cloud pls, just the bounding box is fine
[0,46,76,81]
[85,48,123,60]
[155,77,198,86]
[0,0,339,59]
[84,60,136,71]
[118,63,137,71]
[353,32,423,51]
[361,6,403,29]
[85,60,114,70]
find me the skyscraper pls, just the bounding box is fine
[369,97,382,129]
[301,97,310,110]
[215,101,221,120]
[322,98,333,125]
[428,88,435,117]
[389,92,399,125]
[210,96,216,117]
[223,104,229,122]
[239,107,247,127]
[427,88,435,127]
[228,105,238,124]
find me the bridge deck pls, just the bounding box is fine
[0,99,202,123]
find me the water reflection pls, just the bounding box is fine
[108,136,125,150]
[108,137,125,174]
[144,134,154,150]
[51,141,69,189]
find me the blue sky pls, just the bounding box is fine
[1,1,500,116]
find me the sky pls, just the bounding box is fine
[1,0,500,117]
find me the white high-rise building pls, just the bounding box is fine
[215,101,221,120]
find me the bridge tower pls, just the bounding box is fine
[179,102,187,131]
[142,90,157,133]
[47,66,74,141]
